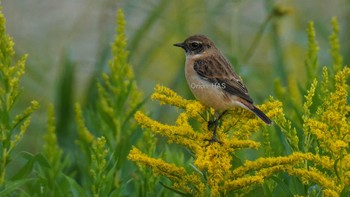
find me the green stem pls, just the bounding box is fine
[243,13,273,63]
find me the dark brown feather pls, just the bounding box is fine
[193,57,253,103]
[237,97,272,124]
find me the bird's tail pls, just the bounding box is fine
[236,98,272,125]
[250,105,272,125]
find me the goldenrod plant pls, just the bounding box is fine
[0,6,39,194]
[70,9,147,196]
[128,18,350,196]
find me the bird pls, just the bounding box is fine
[174,34,272,143]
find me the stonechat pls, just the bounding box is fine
[174,35,272,142]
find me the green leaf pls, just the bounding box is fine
[11,158,35,181]
[340,185,350,197]
[262,182,273,197]
[271,176,293,197]
[11,152,51,180]
[0,178,35,196]
[20,151,35,160]
[63,175,88,197]
[34,153,51,168]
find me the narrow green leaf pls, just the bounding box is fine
[20,151,35,160]
[11,158,35,180]
[0,178,35,196]
[63,175,88,197]
[34,153,51,168]
[271,176,294,197]
[262,182,273,197]
[159,181,192,197]
[340,185,350,197]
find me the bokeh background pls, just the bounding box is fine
[2,0,349,153]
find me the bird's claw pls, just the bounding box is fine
[207,120,216,130]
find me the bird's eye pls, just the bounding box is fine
[189,42,201,50]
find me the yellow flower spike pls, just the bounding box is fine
[330,140,347,154]
[309,154,334,170]
[262,98,284,118]
[306,119,330,140]
[223,152,339,193]
[175,112,190,128]
[230,153,313,178]
[134,111,201,151]
[323,111,345,129]
[256,165,290,178]
[226,139,260,150]
[323,189,339,197]
[302,79,319,153]
[285,167,340,194]
[152,85,191,108]
[224,175,264,191]
[128,147,205,195]
[328,67,350,115]
[232,118,261,140]
[175,112,204,142]
[194,143,233,196]
[303,79,318,119]
[306,118,349,157]
[128,147,188,179]
[320,67,331,106]
[344,171,350,186]
[195,143,231,175]
[218,111,236,132]
[185,101,207,119]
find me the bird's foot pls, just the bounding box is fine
[207,119,217,130]
[205,120,222,146]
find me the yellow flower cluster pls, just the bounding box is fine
[300,66,350,195]
[269,97,299,151]
[306,67,350,157]
[129,85,290,196]
[151,84,192,109]
[129,147,205,195]
[0,9,39,185]
[129,65,350,195]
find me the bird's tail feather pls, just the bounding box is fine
[250,105,272,125]
[236,98,272,125]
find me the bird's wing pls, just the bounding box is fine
[193,57,254,103]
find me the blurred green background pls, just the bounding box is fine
[2,0,349,154]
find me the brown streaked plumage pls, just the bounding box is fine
[174,35,272,131]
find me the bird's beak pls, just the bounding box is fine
[173,42,185,48]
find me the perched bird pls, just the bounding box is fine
[174,35,271,142]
